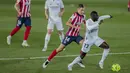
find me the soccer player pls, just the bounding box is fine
[7,0,31,47]
[42,4,86,68]
[42,0,65,51]
[68,11,113,71]
[128,0,130,12]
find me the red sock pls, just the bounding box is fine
[10,26,20,36]
[48,49,58,61]
[24,26,31,40]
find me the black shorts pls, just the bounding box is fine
[62,35,83,46]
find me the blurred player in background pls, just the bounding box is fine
[42,4,86,68]
[128,0,130,12]
[7,0,31,47]
[68,11,113,71]
[42,0,65,51]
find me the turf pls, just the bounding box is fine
[0,0,130,73]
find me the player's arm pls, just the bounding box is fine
[99,15,112,20]
[45,0,49,20]
[66,18,78,29]
[45,9,49,20]
[59,0,64,17]
[14,0,21,14]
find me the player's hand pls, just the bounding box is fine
[27,13,31,16]
[59,12,63,17]
[110,15,113,18]
[18,12,22,17]
[45,15,49,20]
[99,20,103,25]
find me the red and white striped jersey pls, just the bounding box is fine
[128,0,130,8]
[66,12,86,36]
[16,0,31,17]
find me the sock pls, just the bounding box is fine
[100,49,110,63]
[24,26,31,40]
[10,26,20,36]
[71,56,82,66]
[59,32,64,42]
[48,49,58,61]
[44,33,51,48]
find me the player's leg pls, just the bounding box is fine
[56,20,64,42]
[43,36,73,68]
[42,20,54,51]
[95,38,110,69]
[22,17,31,47]
[128,7,130,12]
[7,17,23,45]
[68,39,92,71]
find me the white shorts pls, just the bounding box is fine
[81,37,104,53]
[47,18,64,31]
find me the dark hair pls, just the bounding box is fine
[78,4,84,8]
[90,11,98,15]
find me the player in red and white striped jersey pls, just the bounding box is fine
[7,0,31,47]
[42,4,86,69]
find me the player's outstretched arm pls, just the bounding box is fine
[99,15,113,21]
[14,0,20,13]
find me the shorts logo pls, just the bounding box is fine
[17,20,21,26]
[64,37,70,44]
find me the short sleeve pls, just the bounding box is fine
[60,0,64,8]
[45,0,48,9]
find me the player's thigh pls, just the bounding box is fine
[55,21,64,31]
[62,36,74,47]
[81,40,93,53]
[16,17,24,28]
[75,35,84,45]
[94,37,105,47]
[47,20,54,30]
[24,17,31,27]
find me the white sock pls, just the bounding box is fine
[100,49,110,63]
[23,40,27,43]
[59,32,64,42]
[44,33,51,48]
[71,56,82,66]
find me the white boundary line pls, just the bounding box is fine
[0,52,130,61]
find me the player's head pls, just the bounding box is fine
[77,4,85,15]
[90,11,99,21]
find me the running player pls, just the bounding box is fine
[7,0,31,47]
[42,4,86,68]
[42,0,65,51]
[68,11,113,71]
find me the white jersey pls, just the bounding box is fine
[45,0,64,21]
[85,15,111,40]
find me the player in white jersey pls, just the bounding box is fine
[42,0,65,51]
[67,11,113,71]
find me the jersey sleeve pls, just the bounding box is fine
[70,13,76,20]
[60,0,64,8]
[45,0,48,9]
[86,19,99,31]
[98,15,110,21]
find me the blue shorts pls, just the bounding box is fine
[62,35,83,46]
[16,17,31,28]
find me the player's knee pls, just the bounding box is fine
[58,30,63,35]
[47,30,52,34]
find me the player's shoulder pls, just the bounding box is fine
[86,19,92,24]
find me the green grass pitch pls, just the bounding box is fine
[0,0,130,73]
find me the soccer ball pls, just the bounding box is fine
[111,64,121,72]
